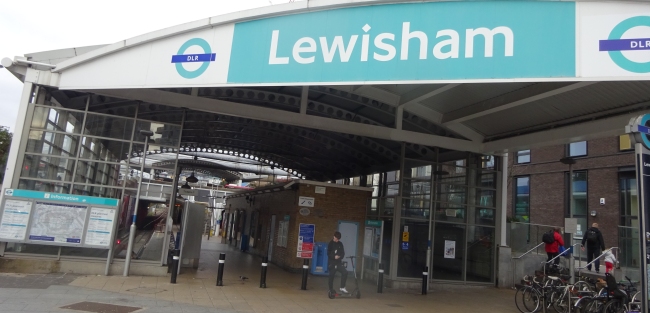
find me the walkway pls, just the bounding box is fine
[0,236,520,313]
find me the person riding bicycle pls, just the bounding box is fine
[328,231,348,293]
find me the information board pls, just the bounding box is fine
[297,223,315,258]
[0,199,32,240]
[28,202,87,244]
[84,207,116,247]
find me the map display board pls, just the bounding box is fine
[0,199,33,241]
[28,202,87,244]
[84,207,115,247]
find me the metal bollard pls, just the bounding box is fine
[216,253,226,286]
[167,250,173,273]
[421,266,428,295]
[170,249,180,284]
[260,256,268,288]
[377,263,384,293]
[300,259,309,290]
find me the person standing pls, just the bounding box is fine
[327,231,348,293]
[582,223,606,273]
[545,227,564,265]
[602,248,617,274]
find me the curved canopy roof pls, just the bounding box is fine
[4,0,650,180]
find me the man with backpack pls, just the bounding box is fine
[581,223,605,273]
[543,227,564,265]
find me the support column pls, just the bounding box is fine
[2,82,34,190]
[499,153,508,246]
[396,106,404,130]
[300,86,309,115]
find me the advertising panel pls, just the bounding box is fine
[0,200,32,241]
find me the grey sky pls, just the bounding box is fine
[0,0,301,133]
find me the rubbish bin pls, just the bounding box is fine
[310,242,329,276]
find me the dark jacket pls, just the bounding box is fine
[545,231,564,253]
[327,240,345,264]
[582,227,605,250]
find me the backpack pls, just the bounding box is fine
[586,229,598,244]
[542,231,556,244]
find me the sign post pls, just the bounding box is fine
[626,115,650,313]
[297,223,315,258]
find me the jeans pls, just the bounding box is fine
[328,262,348,291]
[586,247,601,271]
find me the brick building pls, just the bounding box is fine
[223,180,372,271]
[507,135,636,254]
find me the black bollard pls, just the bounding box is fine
[216,253,226,286]
[167,250,173,273]
[170,249,180,284]
[300,259,309,290]
[421,266,428,295]
[260,256,268,288]
[377,263,384,293]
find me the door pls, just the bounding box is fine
[338,221,359,271]
[268,215,276,262]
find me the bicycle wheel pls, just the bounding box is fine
[602,299,625,313]
[516,287,541,313]
[551,288,570,313]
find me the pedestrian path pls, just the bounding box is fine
[0,236,520,313]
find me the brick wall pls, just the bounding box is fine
[226,182,371,271]
[507,136,634,248]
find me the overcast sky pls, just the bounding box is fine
[0,0,303,133]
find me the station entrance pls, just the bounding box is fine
[1,0,650,292]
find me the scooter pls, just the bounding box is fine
[328,256,361,299]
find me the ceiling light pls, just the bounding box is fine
[186,172,199,183]
[180,182,192,189]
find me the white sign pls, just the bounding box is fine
[0,200,32,241]
[363,227,373,257]
[444,240,456,259]
[29,202,87,244]
[315,186,326,194]
[179,188,199,196]
[565,218,578,235]
[84,207,115,247]
[298,196,315,207]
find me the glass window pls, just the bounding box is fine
[466,226,494,282]
[402,197,430,219]
[481,155,495,169]
[74,161,121,186]
[79,137,131,163]
[516,150,531,164]
[514,176,530,222]
[26,131,79,157]
[30,107,84,134]
[84,113,134,141]
[18,179,71,194]
[72,184,121,198]
[20,154,75,182]
[620,134,633,151]
[432,223,465,281]
[396,219,429,278]
[567,171,588,236]
[435,202,466,223]
[568,141,587,157]
[134,121,181,147]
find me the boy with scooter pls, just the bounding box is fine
[328,231,348,294]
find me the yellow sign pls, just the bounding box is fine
[402,232,409,242]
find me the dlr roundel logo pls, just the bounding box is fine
[170,38,216,79]
[599,16,650,73]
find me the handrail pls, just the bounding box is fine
[577,247,618,271]
[545,243,582,264]
[512,242,545,259]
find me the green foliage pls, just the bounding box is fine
[0,126,13,181]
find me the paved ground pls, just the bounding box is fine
[0,236,521,313]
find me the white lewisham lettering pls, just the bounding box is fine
[269,22,514,65]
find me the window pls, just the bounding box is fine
[277,220,289,247]
[568,141,587,157]
[620,134,633,151]
[566,171,588,236]
[514,176,530,222]
[516,150,531,164]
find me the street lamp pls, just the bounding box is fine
[124,129,154,276]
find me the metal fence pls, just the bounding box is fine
[509,222,562,254]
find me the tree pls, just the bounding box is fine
[0,126,13,181]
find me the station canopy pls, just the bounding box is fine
[4,0,650,181]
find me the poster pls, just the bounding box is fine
[29,202,87,244]
[363,227,373,257]
[297,223,315,258]
[0,199,32,241]
[84,207,115,247]
[444,240,456,259]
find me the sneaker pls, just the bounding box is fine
[340,287,349,293]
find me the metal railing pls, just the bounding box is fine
[577,247,618,277]
[511,242,544,288]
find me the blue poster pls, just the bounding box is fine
[298,223,315,258]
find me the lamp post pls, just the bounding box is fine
[124,130,154,276]
[560,156,576,282]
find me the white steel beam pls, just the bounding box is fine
[443,82,597,124]
[399,83,459,108]
[90,88,481,153]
